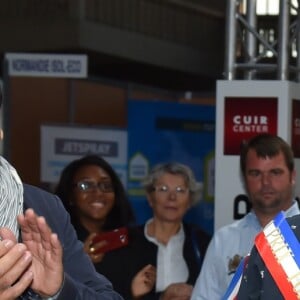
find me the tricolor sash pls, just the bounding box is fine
[221,255,249,300]
[255,211,300,299]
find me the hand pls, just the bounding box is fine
[0,227,33,300]
[131,264,156,299]
[83,233,106,263]
[17,209,63,298]
[160,283,193,300]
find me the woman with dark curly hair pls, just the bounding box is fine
[55,154,135,264]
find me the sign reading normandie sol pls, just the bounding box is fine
[224,97,278,155]
[5,53,88,78]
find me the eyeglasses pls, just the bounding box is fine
[73,180,114,193]
[152,185,188,196]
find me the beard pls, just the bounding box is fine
[252,195,282,212]
[249,188,290,214]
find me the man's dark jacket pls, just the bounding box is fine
[237,214,300,299]
[22,184,123,300]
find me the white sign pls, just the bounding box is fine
[5,53,88,78]
[41,125,128,186]
[215,80,300,230]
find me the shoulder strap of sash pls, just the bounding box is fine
[221,255,249,300]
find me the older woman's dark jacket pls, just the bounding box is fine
[90,223,211,300]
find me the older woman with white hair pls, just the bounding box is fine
[103,162,211,300]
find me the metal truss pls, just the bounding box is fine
[224,0,300,80]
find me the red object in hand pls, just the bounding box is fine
[91,227,129,253]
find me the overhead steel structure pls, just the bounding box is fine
[224,0,300,81]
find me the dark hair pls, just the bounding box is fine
[240,133,294,177]
[55,155,135,230]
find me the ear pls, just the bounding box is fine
[146,193,154,208]
[292,169,296,185]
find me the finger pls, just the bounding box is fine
[0,228,17,243]
[145,268,156,281]
[146,267,156,275]
[83,233,95,251]
[87,232,97,243]
[145,272,156,282]
[50,233,63,261]
[31,217,62,262]
[89,252,104,263]
[17,209,39,242]
[91,240,108,252]
[88,239,108,255]
[19,208,37,224]
[0,270,33,300]
[0,248,32,289]
[141,264,155,273]
[0,239,14,258]
[0,243,27,277]
[143,278,155,287]
[17,209,34,241]
[35,216,53,250]
[18,210,53,250]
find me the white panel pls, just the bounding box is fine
[215,80,300,230]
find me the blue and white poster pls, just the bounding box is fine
[127,100,215,235]
[40,124,127,187]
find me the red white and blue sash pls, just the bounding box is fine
[221,255,249,300]
[255,211,300,300]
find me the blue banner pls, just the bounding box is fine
[127,99,215,235]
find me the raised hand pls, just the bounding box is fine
[131,264,156,299]
[17,209,63,298]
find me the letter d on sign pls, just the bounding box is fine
[234,194,252,220]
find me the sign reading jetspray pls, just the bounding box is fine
[5,53,88,78]
[40,125,127,186]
